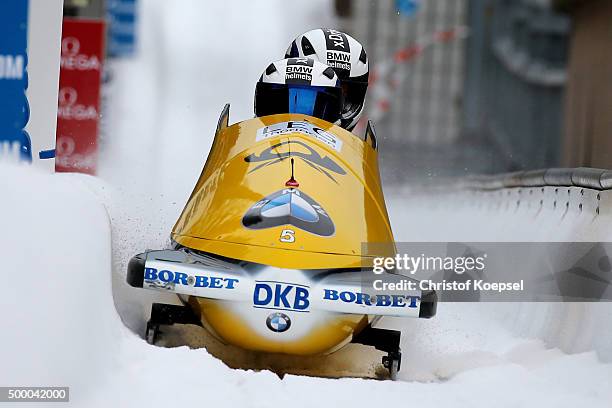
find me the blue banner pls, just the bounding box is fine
[0,0,31,161]
[107,0,137,57]
[395,0,420,17]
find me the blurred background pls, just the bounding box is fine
[334,0,610,183]
[50,0,611,188]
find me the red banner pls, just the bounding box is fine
[55,18,105,174]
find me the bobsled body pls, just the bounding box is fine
[173,112,393,269]
[128,108,435,359]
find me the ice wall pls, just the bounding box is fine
[387,182,612,362]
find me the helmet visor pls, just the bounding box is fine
[255,83,343,123]
[340,77,368,118]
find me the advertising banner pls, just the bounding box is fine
[0,0,64,171]
[107,0,138,57]
[0,1,31,163]
[55,18,105,174]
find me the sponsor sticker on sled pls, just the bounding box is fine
[253,281,310,312]
[142,261,242,300]
[256,121,343,152]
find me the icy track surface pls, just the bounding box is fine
[1,0,610,406]
[2,164,612,407]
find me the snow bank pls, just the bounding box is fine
[0,163,118,405]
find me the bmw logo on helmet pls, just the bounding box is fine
[266,312,291,333]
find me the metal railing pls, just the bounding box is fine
[465,167,612,191]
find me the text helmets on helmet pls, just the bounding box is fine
[255,58,343,125]
[285,29,369,131]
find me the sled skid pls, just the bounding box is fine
[145,303,202,345]
[352,326,402,380]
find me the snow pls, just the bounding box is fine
[0,164,118,405]
[0,172,610,406]
[1,0,611,407]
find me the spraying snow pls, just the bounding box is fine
[2,162,611,407]
[2,0,611,406]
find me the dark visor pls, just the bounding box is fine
[340,74,368,116]
[255,82,343,123]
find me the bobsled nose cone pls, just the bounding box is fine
[285,177,299,187]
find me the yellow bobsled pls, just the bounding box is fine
[127,106,436,379]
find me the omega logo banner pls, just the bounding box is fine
[55,18,105,175]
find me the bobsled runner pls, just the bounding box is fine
[127,106,437,380]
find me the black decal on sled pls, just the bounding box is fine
[244,140,345,183]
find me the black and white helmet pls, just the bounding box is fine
[285,29,369,131]
[255,58,344,125]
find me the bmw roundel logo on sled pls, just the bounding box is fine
[242,188,335,237]
[266,312,291,333]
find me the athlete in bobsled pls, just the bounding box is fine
[126,54,436,380]
[285,28,369,132]
[255,58,343,126]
